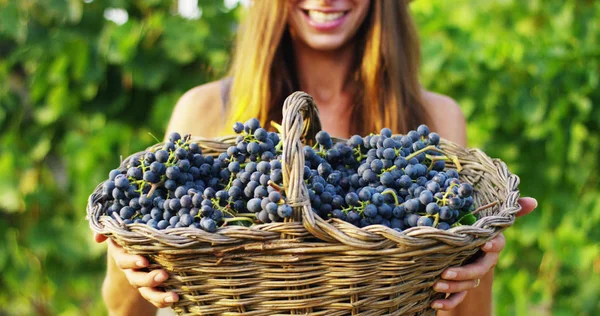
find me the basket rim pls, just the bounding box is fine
[86,135,521,250]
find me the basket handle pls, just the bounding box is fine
[280,91,320,223]
[280,92,394,248]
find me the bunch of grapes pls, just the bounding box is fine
[100,119,292,233]
[300,125,477,231]
[99,118,478,233]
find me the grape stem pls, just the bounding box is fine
[405,145,463,172]
[146,182,163,198]
[472,201,498,215]
[432,213,440,228]
[222,217,255,226]
[268,180,284,194]
[381,189,399,206]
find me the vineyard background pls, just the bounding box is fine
[0,1,598,315]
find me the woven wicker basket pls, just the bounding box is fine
[87,92,521,316]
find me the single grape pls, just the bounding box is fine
[233,122,244,134]
[437,222,450,230]
[200,217,217,232]
[425,202,440,215]
[277,204,293,218]
[417,124,430,137]
[458,183,473,197]
[419,190,434,205]
[417,216,433,227]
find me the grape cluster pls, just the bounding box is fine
[101,119,296,233]
[100,118,478,233]
[300,125,477,231]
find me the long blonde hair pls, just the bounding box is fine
[224,0,428,136]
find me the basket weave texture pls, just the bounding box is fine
[87,92,521,316]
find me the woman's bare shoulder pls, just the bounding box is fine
[421,90,467,146]
[164,80,225,140]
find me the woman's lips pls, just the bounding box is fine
[302,9,350,31]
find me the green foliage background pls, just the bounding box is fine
[0,0,598,315]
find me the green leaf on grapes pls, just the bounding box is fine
[459,214,477,226]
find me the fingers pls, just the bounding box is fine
[94,233,108,243]
[481,233,506,253]
[139,287,179,309]
[439,251,499,284]
[431,291,468,310]
[516,197,538,217]
[124,269,170,289]
[108,239,149,269]
[433,277,482,294]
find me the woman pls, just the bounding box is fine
[96,1,537,315]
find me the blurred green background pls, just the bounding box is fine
[0,0,598,315]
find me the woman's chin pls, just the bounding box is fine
[301,36,349,52]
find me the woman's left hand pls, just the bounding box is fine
[430,197,538,311]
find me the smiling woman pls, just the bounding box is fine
[96,1,537,315]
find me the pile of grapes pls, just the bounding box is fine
[100,119,478,233]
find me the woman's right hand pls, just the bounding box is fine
[95,233,179,309]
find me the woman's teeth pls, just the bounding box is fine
[308,10,345,23]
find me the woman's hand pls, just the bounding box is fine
[95,233,179,309]
[431,197,538,311]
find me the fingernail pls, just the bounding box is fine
[444,270,457,279]
[434,281,449,291]
[154,272,168,283]
[165,295,176,303]
[483,242,492,251]
[136,260,146,268]
[533,198,538,209]
[432,302,443,309]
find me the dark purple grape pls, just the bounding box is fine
[233,122,244,134]
[404,199,420,213]
[265,202,278,215]
[437,222,450,230]
[417,216,433,227]
[143,171,159,184]
[344,192,359,206]
[245,118,260,133]
[257,209,270,223]
[247,198,262,213]
[169,198,181,212]
[114,174,130,190]
[408,131,419,142]
[254,128,268,142]
[364,204,378,218]
[448,197,462,210]
[428,132,440,146]
[426,203,439,215]
[109,169,121,181]
[157,220,169,229]
[406,214,419,227]
[419,190,434,205]
[426,181,441,193]
[200,217,217,232]
[169,215,180,226]
[119,206,135,219]
[371,193,384,206]
[458,183,473,197]
[392,205,405,218]
[380,128,393,138]
[439,206,452,220]
[417,124,430,137]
